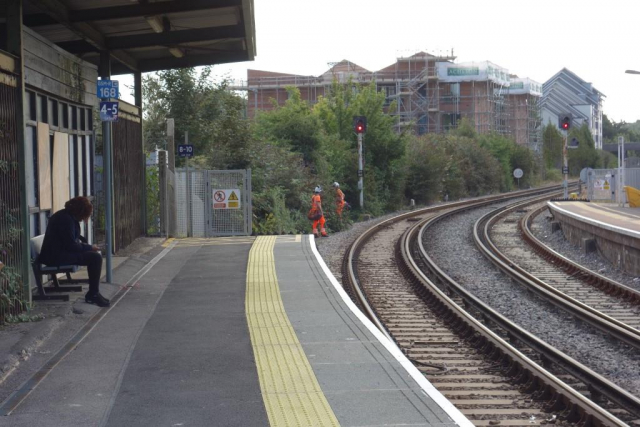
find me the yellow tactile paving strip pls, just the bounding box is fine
[162,237,255,247]
[246,236,340,427]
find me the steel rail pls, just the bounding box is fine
[406,204,628,427]
[342,185,565,342]
[521,204,640,304]
[475,199,640,349]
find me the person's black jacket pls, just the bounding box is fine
[39,209,92,266]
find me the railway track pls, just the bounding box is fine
[475,198,640,349]
[342,186,639,427]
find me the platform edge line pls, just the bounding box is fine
[549,202,640,238]
[308,234,474,427]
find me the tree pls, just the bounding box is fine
[142,68,250,169]
[567,123,599,174]
[542,123,563,170]
[253,87,322,165]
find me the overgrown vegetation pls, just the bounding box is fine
[143,68,614,234]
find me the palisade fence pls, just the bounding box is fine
[0,71,27,324]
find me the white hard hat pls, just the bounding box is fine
[332,182,340,188]
[314,186,322,193]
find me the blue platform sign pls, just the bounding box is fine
[99,101,119,122]
[178,144,194,158]
[97,80,119,99]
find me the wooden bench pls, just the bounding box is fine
[30,235,84,301]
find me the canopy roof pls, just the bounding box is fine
[21,0,256,75]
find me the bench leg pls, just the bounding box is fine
[31,265,69,302]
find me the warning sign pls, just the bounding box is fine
[212,189,241,209]
[603,180,610,190]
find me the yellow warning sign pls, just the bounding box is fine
[212,189,241,210]
[604,180,610,190]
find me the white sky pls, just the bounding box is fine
[122,0,640,123]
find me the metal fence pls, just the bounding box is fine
[585,168,640,202]
[0,75,27,323]
[175,169,251,237]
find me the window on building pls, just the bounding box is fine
[39,94,48,123]
[62,103,69,129]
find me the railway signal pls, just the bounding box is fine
[353,116,366,134]
[559,114,571,131]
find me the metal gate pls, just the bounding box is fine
[175,169,251,237]
[585,168,640,203]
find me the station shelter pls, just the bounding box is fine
[0,0,256,320]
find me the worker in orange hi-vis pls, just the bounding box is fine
[332,182,346,218]
[308,186,328,238]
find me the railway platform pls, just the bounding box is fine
[547,201,640,276]
[0,235,468,426]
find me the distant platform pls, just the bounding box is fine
[547,202,640,275]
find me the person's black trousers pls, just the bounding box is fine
[76,251,102,295]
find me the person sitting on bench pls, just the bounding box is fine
[39,196,110,307]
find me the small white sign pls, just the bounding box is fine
[513,168,523,179]
[212,189,241,209]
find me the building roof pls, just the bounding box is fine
[20,0,256,75]
[541,68,605,118]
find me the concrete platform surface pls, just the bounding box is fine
[0,235,469,427]
[550,202,640,237]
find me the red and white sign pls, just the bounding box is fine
[212,189,241,209]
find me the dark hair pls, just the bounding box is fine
[65,196,93,221]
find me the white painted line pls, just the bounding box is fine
[548,202,640,239]
[308,235,474,427]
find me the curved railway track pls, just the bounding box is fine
[475,198,640,350]
[342,186,640,427]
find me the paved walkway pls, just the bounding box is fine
[1,236,466,427]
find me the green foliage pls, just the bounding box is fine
[142,68,551,235]
[542,123,563,170]
[254,87,322,164]
[146,165,160,235]
[143,68,250,169]
[567,124,599,174]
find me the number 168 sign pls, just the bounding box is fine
[97,80,119,99]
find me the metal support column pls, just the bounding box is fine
[563,131,568,199]
[185,131,192,237]
[99,51,113,283]
[134,71,146,235]
[6,0,31,300]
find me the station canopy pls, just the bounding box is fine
[21,0,256,74]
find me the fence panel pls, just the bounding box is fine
[112,117,144,251]
[174,169,251,237]
[0,75,27,323]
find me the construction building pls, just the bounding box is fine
[540,68,605,149]
[236,52,543,148]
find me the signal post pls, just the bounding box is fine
[353,116,366,208]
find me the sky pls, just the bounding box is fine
[122,0,640,123]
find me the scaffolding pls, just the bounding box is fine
[233,54,542,146]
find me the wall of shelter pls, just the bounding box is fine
[112,102,144,252]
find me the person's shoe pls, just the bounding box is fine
[313,231,319,238]
[321,232,329,237]
[85,293,110,307]
[97,293,110,303]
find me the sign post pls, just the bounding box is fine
[97,78,119,283]
[513,168,523,189]
[179,135,194,237]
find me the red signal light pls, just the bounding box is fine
[356,124,363,132]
